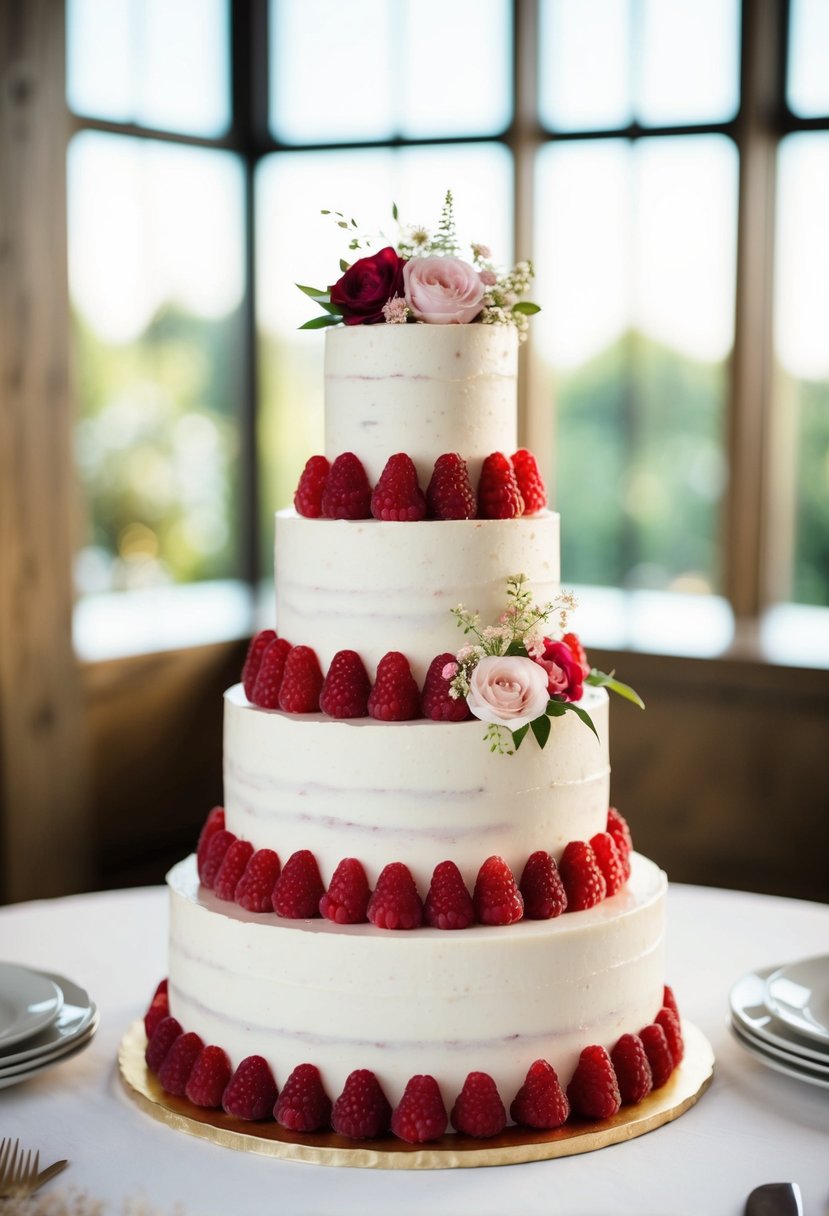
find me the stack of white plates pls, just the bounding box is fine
[0,963,98,1090]
[729,954,829,1090]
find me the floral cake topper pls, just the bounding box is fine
[298,191,539,337]
[446,575,644,754]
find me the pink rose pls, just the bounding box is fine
[536,639,584,703]
[403,256,484,324]
[466,656,549,730]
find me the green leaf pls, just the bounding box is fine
[392,201,399,221]
[298,313,343,330]
[295,283,330,300]
[586,669,645,709]
[530,714,551,749]
[337,220,349,228]
[512,301,541,316]
[545,699,600,740]
[339,258,350,273]
[505,641,528,657]
[511,723,530,751]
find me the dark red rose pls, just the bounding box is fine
[536,639,584,703]
[329,246,406,326]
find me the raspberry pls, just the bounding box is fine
[510,1059,569,1129]
[235,848,282,913]
[610,1033,653,1105]
[320,452,371,520]
[426,452,476,520]
[320,650,371,718]
[473,856,524,926]
[562,630,590,677]
[275,1063,332,1132]
[663,984,680,1021]
[391,1075,448,1143]
[420,653,471,722]
[222,1055,279,1121]
[319,857,370,924]
[144,980,170,1039]
[640,1023,674,1088]
[566,1045,621,1121]
[424,860,474,930]
[199,829,236,890]
[371,453,426,521]
[196,806,225,876]
[213,838,254,902]
[606,806,633,880]
[278,645,324,713]
[519,850,568,919]
[367,861,423,930]
[145,1015,182,1074]
[367,651,420,721]
[589,832,626,897]
[656,1006,684,1065]
[241,629,276,700]
[331,1069,392,1139]
[272,849,324,919]
[158,1031,204,1097]
[294,454,330,518]
[477,452,524,519]
[558,840,607,911]
[450,1072,506,1138]
[185,1044,232,1108]
[251,637,293,709]
[511,449,547,513]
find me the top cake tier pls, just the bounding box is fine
[323,323,519,485]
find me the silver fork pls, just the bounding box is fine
[0,1137,40,1199]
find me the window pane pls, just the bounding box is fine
[66,0,230,136]
[255,145,513,574]
[774,134,829,608]
[539,0,740,131]
[68,132,246,599]
[788,0,829,118]
[269,0,511,144]
[535,135,738,593]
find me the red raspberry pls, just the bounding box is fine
[606,807,633,880]
[367,651,420,721]
[278,645,324,713]
[235,848,282,913]
[519,850,568,919]
[222,1055,279,1121]
[158,1031,204,1097]
[640,1022,675,1087]
[450,1072,506,1138]
[251,637,293,709]
[566,1045,621,1120]
[199,829,236,890]
[473,856,524,926]
[320,650,371,718]
[510,1059,569,1129]
[272,849,324,918]
[424,860,474,930]
[656,1006,684,1065]
[663,984,680,1021]
[152,978,169,998]
[331,1069,392,1139]
[145,1015,182,1074]
[143,990,169,1040]
[610,1033,653,1104]
[371,453,426,521]
[241,629,276,700]
[391,1075,448,1143]
[320,452,371,520]
[185,1044,232,1108]
[589,832,626,896]
[477,452,524,519]
[319,857,370,924]
[367,861,423,930]
[426,452,476,520]
[558,840,607,911]
[294,454,330,518]
[213,838,254,902]
[196,806,225,876]
[562,630,590,677]
[511,449,547,513]
[420,653,471,722]
[275,1063,332,1132]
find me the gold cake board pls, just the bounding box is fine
[118,1019,713,1170]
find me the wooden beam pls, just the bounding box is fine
[0,0,92,901]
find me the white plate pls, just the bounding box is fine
[0,963,64,1049]
[0,972,95,1068]
[730,1020,829,1090]
[764,954,829,1045]
[729,967,829,1065]
[0,1013,99,1089]
[731,1015,829,1078]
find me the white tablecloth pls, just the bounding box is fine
[0,881,827,1216]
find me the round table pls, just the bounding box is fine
[1,881,827,1216]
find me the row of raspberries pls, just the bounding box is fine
[144,982,683,1139]
[294,449,546,521]
[195,806,634,928]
